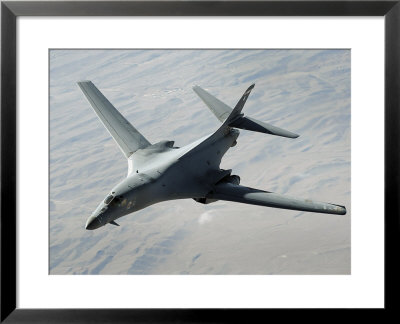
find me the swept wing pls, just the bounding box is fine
[77,81,151,158]
[207,182,346,215]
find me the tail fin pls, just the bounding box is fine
[193,84,299,139]
[225,83,254,124]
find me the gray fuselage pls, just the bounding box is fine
[85,128,239,230]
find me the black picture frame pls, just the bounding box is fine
[1,1,399,322]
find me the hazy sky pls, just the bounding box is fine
[49,49,350,274]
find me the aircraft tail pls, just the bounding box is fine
[193,84,299,139]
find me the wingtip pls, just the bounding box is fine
[280,130,300,139]
[330,204,347,215]
[337,205,347,215]
[77,80,92,85]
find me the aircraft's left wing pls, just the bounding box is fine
[207,182,346,215]
[78,81,151,158]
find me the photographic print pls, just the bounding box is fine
[49,49,350,275]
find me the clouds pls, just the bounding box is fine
[198,210,217,225]
[50,49,350,274]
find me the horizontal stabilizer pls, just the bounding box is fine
[207,182,346,215]
[229,116,299,138]
[192,85,232,122]
[193,85,299,139]
[77,81,151,158]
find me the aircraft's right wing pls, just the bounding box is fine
[78,81,151,158]
[207,182,346,215]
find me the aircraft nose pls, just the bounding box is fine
[85,215,100,230]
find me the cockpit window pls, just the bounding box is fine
[104,195,114,205]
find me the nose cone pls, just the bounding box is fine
[85,215,101,230]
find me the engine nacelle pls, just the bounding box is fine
[193,175,240,205]
[218,174,240,185]
[193,197,218,204]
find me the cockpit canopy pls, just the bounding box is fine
[103,193,124,206]
[104,194,114,205]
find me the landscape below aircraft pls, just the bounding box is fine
[78,81,346,230]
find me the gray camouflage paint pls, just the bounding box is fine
[78,81,346,231]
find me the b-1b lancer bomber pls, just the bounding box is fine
[78,81,346,230]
